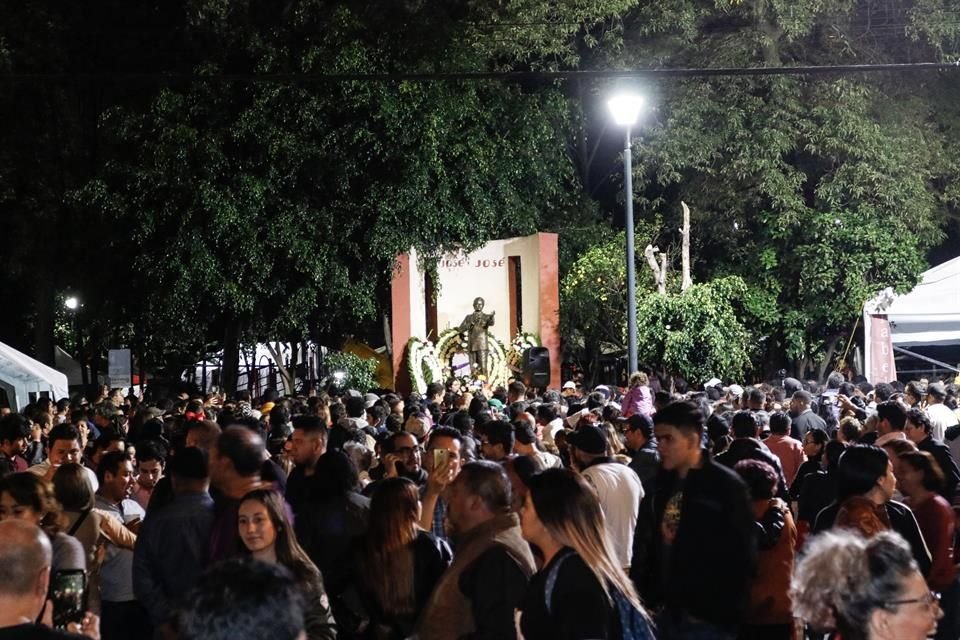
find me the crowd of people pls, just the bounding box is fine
[0,371,959,640]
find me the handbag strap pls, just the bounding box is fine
[67,508,92,536]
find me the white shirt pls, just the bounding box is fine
[29,460,99,492]
[541,418,565,450]
[926,403,959,442]
[581,461,644,569]
[533,450,563,470]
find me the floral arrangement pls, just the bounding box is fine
[405,329,539,394]
[406,337,443,394]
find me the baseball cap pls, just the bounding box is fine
[364,393,380,409]
[562,381,576,390]
[566,424,608,455]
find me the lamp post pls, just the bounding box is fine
[64,296,87,387]
[607,93,645,374]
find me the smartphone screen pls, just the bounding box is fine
[50,569,86,629]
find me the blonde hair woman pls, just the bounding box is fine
[519,468,653,639]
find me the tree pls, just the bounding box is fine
[560,225,659,381]
[615,0,960,378]
[635,277,757,385]
[71,0,638,386]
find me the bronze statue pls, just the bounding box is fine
[458,297,495,375]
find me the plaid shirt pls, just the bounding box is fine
[420,485,448,541]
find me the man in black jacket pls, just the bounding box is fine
[631,401,756,640]
[789,390,827,436]
[715,411,789,498]
[905,408,960,502]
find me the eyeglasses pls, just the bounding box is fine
[394,446,422,457]
[887,591,941,611]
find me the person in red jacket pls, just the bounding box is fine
[897,450,958,640]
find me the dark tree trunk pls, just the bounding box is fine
[33,275,55,366]
[222,319,240,395]
[816,336,842,383]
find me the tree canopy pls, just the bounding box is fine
[2,0,959,386]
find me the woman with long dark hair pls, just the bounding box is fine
[519,468,653,639]
[0,472,85,573]
[353,477,451,639]
[896,451,958,640]
[811,444,931,575]
[238,488,336,640]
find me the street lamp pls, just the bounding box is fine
[64,296,87,386]
[607,92,645,375]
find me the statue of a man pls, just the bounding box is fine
[458,297,495,375]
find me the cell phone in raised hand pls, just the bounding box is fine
[50,569,86,630]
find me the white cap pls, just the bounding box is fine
[562,381,576,390]
[705,378,722,389]
[727,384,744,397]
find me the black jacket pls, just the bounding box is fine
[628,442,660,495]
[353,530,452,639]
[791,410,827,437]
[917,436,960,502]
[296,491,371,597]
[715,438,789,498]
[631,455,757,626]
[812,499,932,576]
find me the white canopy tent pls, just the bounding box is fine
[864,256,960,380]
[0,341,70,411]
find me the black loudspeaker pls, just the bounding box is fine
[523,347,551,388]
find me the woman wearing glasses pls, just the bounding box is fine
[792,529,941,640]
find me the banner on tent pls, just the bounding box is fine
[869,315,897,383]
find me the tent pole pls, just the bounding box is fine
[892,346,960,373]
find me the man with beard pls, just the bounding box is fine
[418,461,534,640]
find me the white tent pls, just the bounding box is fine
[54,346,84,386]
[864,256,960,380]
[0,341,70,411]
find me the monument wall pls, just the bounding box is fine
[391,233,560,392]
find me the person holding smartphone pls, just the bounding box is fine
[364,432,428,497]
[94,452,146,640]
[0,519,99,639]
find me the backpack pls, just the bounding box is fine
[544,550,655,640]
